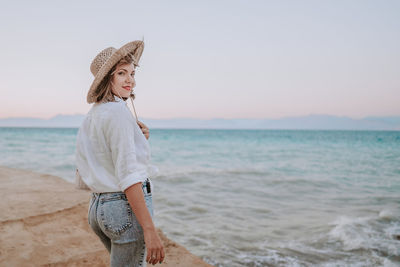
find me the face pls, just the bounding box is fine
[111,62,136,99]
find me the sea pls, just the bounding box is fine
[0,127,399,267]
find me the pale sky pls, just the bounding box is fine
[0,0,399,120]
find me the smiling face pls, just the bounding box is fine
[110,62,136,99]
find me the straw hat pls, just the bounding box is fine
[87,40,144,104]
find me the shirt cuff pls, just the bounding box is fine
[118,169,148,192]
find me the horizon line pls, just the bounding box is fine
[1,113,400,121]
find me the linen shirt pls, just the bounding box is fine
[75,95,158,193]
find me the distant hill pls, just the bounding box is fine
[0,114,399,130]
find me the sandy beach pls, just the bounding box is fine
[0,166,212,267]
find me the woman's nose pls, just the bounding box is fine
[126,76,134,84]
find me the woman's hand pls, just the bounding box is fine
[144,229,165,265]
[137,121,150,139]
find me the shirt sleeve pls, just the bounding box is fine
[103,105,147,192]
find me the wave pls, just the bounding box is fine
[328,210,400,263]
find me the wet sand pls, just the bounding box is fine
[0,166,212,266]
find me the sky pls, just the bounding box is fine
[0,0,399,120]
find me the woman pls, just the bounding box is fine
[75,40,165,266]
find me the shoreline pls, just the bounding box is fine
[0,166,212,266]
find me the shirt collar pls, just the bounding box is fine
[113,95,126,103]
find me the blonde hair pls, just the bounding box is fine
[93,54,137,103]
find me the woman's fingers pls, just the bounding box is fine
[137,121,150,139]
[146,242,165,265]
[160,246,165,264]
[152,250,160,265]
[146,248,150,263]
[137,121,147,129]
[153,244,164,265]
[157,247,164,265]
[146,247,153,264]
[143,129,149,140]
[147,248,163,265]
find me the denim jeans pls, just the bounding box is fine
[88,179,153,267]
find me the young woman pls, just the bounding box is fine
[75,40,165,266]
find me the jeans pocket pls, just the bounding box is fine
[98,198,133,237]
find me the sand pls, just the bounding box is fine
[0,166,212,267]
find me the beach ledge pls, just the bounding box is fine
[0,166,212,267]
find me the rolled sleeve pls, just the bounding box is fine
[103,105,147,192]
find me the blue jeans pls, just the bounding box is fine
[88,179,153,267]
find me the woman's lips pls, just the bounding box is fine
[122,86,131,91]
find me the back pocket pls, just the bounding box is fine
[98,197,133,237]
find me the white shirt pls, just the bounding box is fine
[75,95,158,193]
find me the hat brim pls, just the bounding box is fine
[87,40,144,104]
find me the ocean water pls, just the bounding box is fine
[1,127,399,266]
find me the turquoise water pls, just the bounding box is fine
[1,127,399,266]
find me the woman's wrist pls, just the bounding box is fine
[142,224,156,233]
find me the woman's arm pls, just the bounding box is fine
[124,183,165,265]
[104,106,164,264]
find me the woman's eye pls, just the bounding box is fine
[131,73,135,77]
[118,72,124,75]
